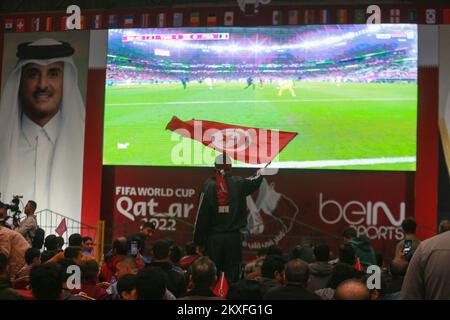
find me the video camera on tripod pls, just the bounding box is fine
[0,195,23,227]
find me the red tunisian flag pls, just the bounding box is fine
[213,272,229,298]
[55,218,67,236]
[166,116,297,164]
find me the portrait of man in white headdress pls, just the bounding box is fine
[0,36,88,222]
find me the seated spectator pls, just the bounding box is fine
[169,244,183,272]
[382,258,408,300]
[136,267,167,300]
[148,239,187,298]
[264,259,320,300]
[315,263,356,300]
[29,263,63,300]
[338,244,365,277]
[81,236,94,256]
[107,255,139,300]
[57,259,83,300]
[117,274,137,300]
[334,279,370,300]
[343,227,377,269]
[16,247,41,279]
[308,243,333,291]
[56,236,65,252]
[438,220,450,234]
[228,279,264,300]
[257,255,286,296]
[0,252,25,300]
[179,242,201,270]
[72,260,110,300]
[180,256,222,300]
[288,243,314,263]
[44,235,57,251]
[0,225,30,281]
[395,218,421,258]
[100,237,128,283]
[64,246,83,266]
[46,233,94,264]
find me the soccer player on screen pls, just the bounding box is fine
[277,78,296,97]
[244,77,255,90]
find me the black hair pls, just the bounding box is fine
[56,236,65,248]
[153,239,170,260]
[227,279,263,300]
[64,246,82,260]
[25,248,41,265]
[185,242,197,256]
[113,238,129,256]
[136,267,167,300]
[339,244,356,266]
[141,221,156,230]
[117,274,137,297]
[81,260,99,281]
[44,235,57,251]
[169,245,183,264]
[29,263,62,300]
[82,236,93,243]
[401,217,417,234]
[40,250,57,264]
[27,200,37,212]
[313,243,330,262]
[342,227,357,239]
[68,233,82,247]
[327,263,356,289]
[261,255,285,279]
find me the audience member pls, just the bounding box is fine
[343,227,377,269]
[308,243,333,291]
[81,236,94,256]
[438,220,450,234]
[136,267,167,300]
[117,274,137,300]
[257,254,286,296]
[264,259,321,300]
[315,262,356,300]
[16,247,41,278]
[180,256,222,300]
[401,231,450,299]
[179,242,201,270]
[148,239,187,298]
[395,218,421,258]
[334,279,370,300]
[72,260,110,300]
[29,263,63,300]
[0,225,30,280]
[0,252,25,300]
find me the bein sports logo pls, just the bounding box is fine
[319,193,405,240]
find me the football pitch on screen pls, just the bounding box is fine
[103,81,417,171]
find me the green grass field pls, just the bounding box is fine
[103,81,417,170]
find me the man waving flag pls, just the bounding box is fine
[166,116,297,164]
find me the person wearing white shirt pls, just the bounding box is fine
[0,38,85,222]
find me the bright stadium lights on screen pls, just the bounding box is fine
[103,25,418,171]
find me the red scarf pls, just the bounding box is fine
[215,170,229,206]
